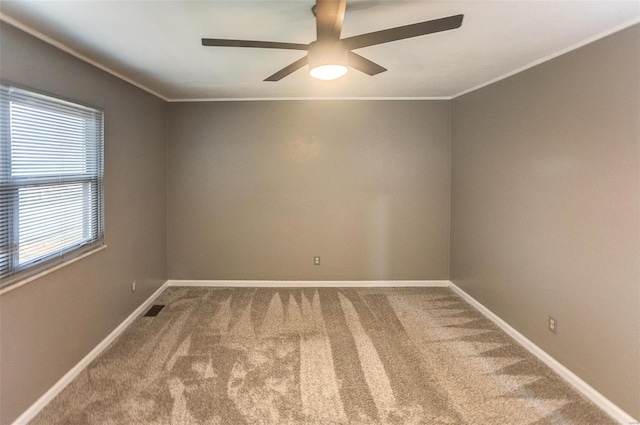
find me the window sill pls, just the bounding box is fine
[0,244,107,296]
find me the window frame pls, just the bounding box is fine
[0,82,105,291]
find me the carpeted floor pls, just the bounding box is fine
[32,287,617,424]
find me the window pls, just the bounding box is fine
[0,84,104,289]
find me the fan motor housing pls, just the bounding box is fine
[308,41,348,69]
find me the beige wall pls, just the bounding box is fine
[168,101,450,281]
[0,23,167,424]
[450,25,640,418]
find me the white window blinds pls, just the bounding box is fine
[0,85,104,288]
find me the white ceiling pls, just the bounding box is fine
[1,1,638,101]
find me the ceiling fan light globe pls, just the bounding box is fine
[310,64,348,80]
[307,41,348,80]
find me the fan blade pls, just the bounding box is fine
[347,52,387,76]
[342,14,463,50]
[264,56,309,81]
[202,39,308,50]
[315,0,347,42]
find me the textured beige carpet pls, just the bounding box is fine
[32,287,616,424]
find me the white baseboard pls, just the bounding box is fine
[11,281,169,425]
[448,281,637,425]
[167,279,450,288]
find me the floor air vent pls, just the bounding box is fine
[144,305,165,317]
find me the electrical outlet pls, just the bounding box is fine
[548,316,557,334]
[314,256,320,265]
[132,280,136,292]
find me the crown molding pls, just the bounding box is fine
[452,17,640,99]
[0,13,169,102]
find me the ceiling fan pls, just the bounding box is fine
[201,0,463,82]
